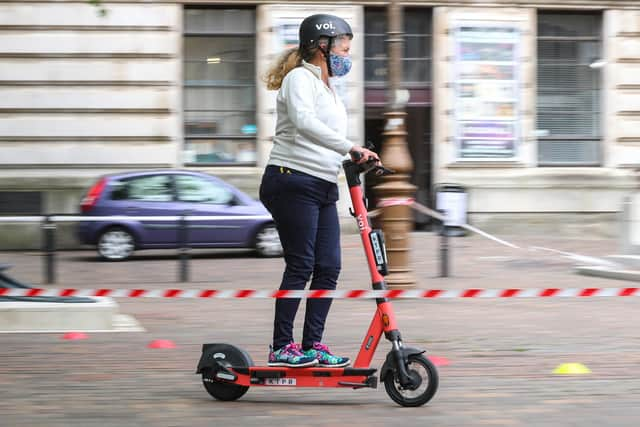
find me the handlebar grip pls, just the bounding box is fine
[351,151,377,163]
[351,150,363,161]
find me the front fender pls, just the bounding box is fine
[380,347,425,382]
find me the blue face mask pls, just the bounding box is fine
[329,53,352,77]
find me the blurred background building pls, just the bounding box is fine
[1,0,639,248]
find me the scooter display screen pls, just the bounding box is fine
[369,229,388,276]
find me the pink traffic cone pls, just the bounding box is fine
[62,332,89,341]
[148,339,176,349]
[428,355,451,367]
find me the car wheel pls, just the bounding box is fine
[97,227,135,261]
[254,224,282,257]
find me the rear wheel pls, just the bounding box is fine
[383,354,438,407]
[97,227,135,261]
[201,346,251,401]
[254,224,282,257]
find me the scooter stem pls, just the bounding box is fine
[343,158,419,390]
[342,159,385,284]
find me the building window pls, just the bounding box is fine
[364,9,387,85]
[537,12,602,166]
[364,8,432,106]
[0,192,42,215]
[183,8,257,165]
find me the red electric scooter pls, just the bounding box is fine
[196,155,438,407]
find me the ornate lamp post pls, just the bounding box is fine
[375,0,416,289]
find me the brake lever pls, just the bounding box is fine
[360,160,394,176]
[350,151,393,175]
[374,166,395,176]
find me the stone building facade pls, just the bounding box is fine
[1,1,639,247]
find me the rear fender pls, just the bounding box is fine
[196,343,254,374]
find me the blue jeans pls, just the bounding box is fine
[259,165,341,350]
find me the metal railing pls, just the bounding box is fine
[1,204,460,285]
[1,213,273,284]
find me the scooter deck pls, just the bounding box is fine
[219,366,378,388]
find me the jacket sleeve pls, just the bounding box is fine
[283,70,354,156]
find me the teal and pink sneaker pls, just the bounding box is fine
[268,343,318,367]
[303,343,351,367]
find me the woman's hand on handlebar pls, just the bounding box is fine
[349,145,380,165]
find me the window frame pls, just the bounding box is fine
[363,7,433,107]
[182,7,258,167]
[536,11,603,166]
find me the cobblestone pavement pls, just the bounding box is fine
[2,232,640,426]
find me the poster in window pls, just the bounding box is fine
[453,24,520,160]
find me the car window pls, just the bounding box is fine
[175,175,234,204]
[110,175,174,202]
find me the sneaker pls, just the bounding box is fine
[303,342,351,367]
[268,343,318,367]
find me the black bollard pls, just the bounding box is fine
[42,215,56,284]
[178,212,190,282]
[438,211,449,278]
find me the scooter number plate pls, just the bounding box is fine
[265,378,296,386]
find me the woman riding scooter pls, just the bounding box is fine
[260,14,380,367]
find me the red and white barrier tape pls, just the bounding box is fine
[377,197,416,208]
[1,288,638,299]
[377,198,522,249]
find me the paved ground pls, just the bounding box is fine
[1,231,640,426]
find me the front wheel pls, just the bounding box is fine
[383,354,439,407]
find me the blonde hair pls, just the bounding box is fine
[263,48,302,91]
[263,37,330,91]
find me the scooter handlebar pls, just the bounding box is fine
[349,152,395,176]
